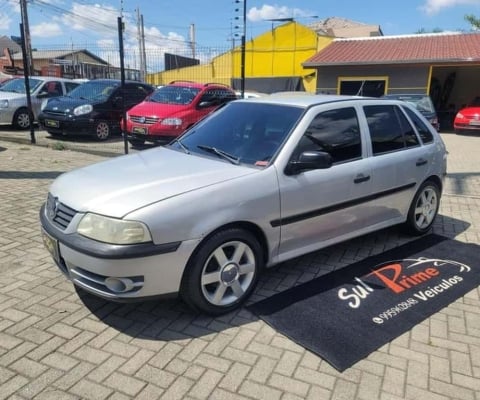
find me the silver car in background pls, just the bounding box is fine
[0,76,79,129]
[40,94,447,315]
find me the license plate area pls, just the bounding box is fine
[469,120,480,126]
[41,228,60,264]
[45,119,60,128]
[132,126,147,135]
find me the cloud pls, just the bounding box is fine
[247,4,314,22]
[420,0,480,15]
[61,2,119,36]
[0,13,13,31]
[31,22,63,38]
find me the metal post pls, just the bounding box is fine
[118,17,128,154]
[19,0,34,75]
[20,23,35,144]
[240,0,246,98]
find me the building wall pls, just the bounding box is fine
[147,22,333,93]
[316,64,431,95]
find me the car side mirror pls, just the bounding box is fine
[198,100,215,108]
[285,150,333,175]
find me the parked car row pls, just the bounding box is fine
[39,79,155,140]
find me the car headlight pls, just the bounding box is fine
[456,112,464,119]
[73,104,93,116]
[161,117,182,126]
[0,99,9,109]
[77,213,152,244]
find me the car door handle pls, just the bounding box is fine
[354,174,370,184]
[416,158,428,166]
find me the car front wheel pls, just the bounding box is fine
[94,120,111,140]
[181,228,262,315]
[404,180,440,235]
[13,108,31,130]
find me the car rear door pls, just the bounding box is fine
[361,102,427,221]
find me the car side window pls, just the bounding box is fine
[293,107,362,164]
[199,88,235,106]
[40,81,62,97]
[402,106,434,144]
[124,84,148,103]
[65,82,80,94]
[364,104,419,155]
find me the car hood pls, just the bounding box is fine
[43,96,95,113]
[128,101,189,118]
[50,147,257,218]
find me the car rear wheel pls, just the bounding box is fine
[94,120,111,140]
[13,108,31,130]
[404,180,440,235]
[180,228,262,315]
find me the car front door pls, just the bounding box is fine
[276,105,374,259]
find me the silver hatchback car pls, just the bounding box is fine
[40,94,448,315]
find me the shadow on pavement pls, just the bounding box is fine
[74,214,470,340]
[0,170,64,179]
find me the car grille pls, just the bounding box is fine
[43,110,67,117]
[46,193,77,230]
[129,115,160,124]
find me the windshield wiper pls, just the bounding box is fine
[173,138,190,154]
[197,145,240,165]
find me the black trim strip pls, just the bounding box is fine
[270,182,416,227]
[40,205,181,259]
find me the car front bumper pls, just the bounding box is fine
[39,204,201,301]
[39,114,97,136]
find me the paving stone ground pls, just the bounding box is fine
[0,131,479,400]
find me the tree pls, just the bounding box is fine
[465,14,480,30]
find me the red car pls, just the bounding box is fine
[454,97,480,134]
[125,81,237,146]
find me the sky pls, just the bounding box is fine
[0,0,479,68]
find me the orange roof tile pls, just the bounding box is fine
[304,32,480,66]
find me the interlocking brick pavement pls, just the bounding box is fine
[0,132,479,399]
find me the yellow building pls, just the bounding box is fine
[147,21,333,94]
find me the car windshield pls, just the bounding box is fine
[167,101,304,166]
[386,95,435,113]
[0,77,43,94]
[149,86,200,105]
[67,81,118,101]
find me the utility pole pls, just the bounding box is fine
[136,8,147,82]
[189,24,196,59]
[19,0,34,75]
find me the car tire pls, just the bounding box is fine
[12,108,31,130]
[94,120,111,140]
[180,228,263,315]
[403,180,440,236]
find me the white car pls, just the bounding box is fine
[0,76,79,129]
[40,94,447,315]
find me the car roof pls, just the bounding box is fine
[239,93,370,107]
[383,94,430,99]
[167,80,233,90]
[13,76,77,82]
